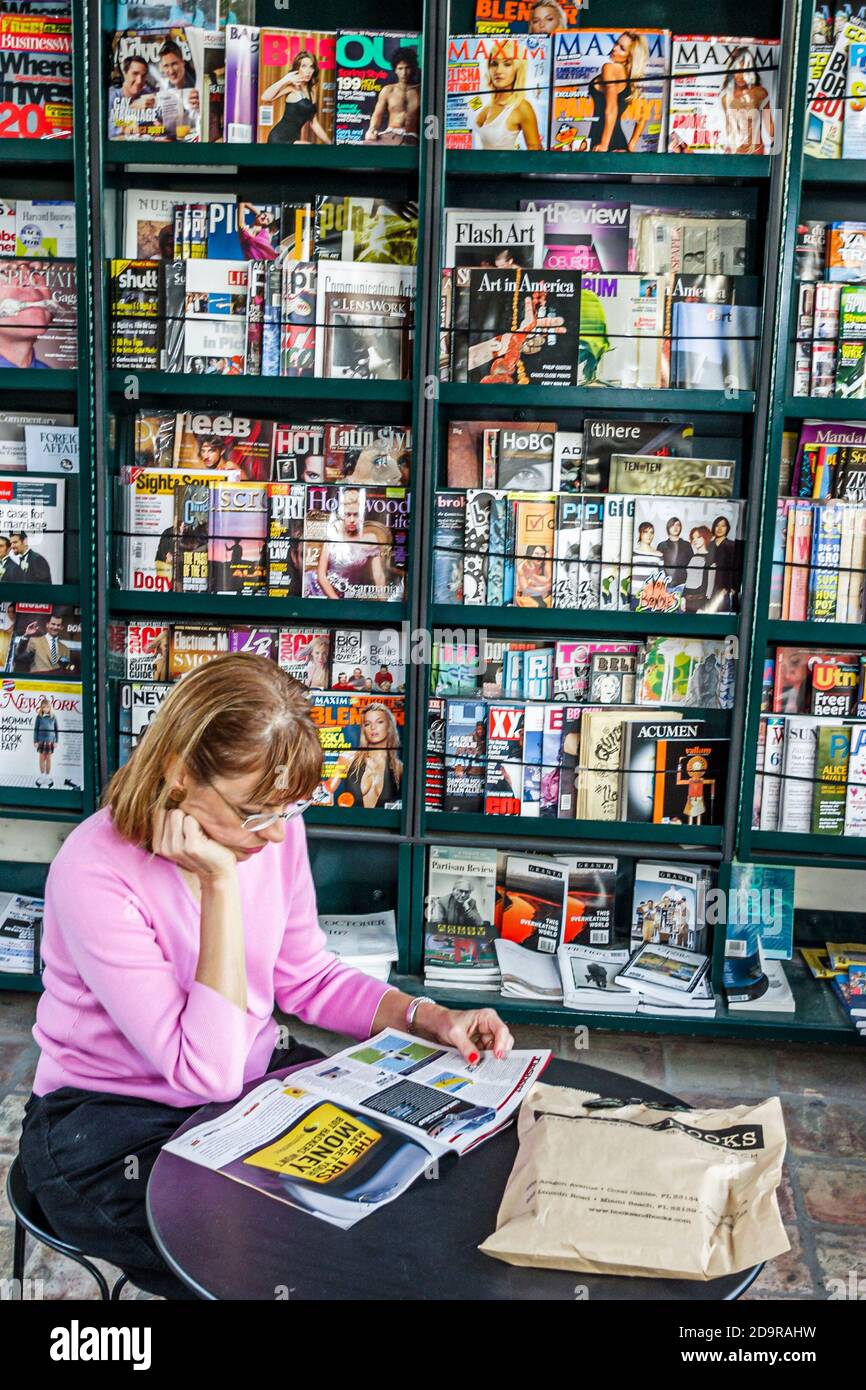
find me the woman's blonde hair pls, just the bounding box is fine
[531,1,566,27]
[485,42,527,108]
[104,654,322,849]
[619,32,649,86]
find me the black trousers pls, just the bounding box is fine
[18,1038,325,1300]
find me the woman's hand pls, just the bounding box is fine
[152,808,237,886]
[415,1002,515,1064]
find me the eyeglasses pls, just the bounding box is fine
[207,781,311,833]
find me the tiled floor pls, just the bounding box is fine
[1,988,864,1301]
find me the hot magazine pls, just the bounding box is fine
[162,1030,551,1229]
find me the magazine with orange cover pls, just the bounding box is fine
[513,493,555,607]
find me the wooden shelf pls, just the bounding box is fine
[802,156,866,186]
[109,590,408,624]
[107,371,412,404]
[424,811,723,851]
[104,142,419,173]
[430,604,739,638]
[445,151,771,182]
[0,370,77,393]
[784,396,866,420]
[440,383,755,413]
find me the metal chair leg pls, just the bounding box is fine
[12,1219,26,1287]
[110,1275,129,1300]
[59,1251,112,1300]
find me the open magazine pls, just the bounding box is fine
[163,1029,551,1229]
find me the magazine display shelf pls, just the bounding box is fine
[396,0,865,1044]
[3,0,863,1038]
[105,372,414,403]
[0,371,80,395]
[0,0,101,993]
[738,0,866,886]
[103,143,419,172]
[430,604,739,638]
[439,384,756,413]
[89,0,429,960]
[802,156,866,184]
[445,151,773,181]
[784,394,866,419]
[0,144,74,167]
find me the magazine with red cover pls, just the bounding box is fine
[0,14,72,140]
[0,260,76,369]
[173,411,273,482]
[277,628,331,688]
[256,28,336,145]
[484,703,525,816]
[501,854,568,954]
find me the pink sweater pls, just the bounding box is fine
[32,808,394,1107]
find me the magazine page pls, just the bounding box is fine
[163,1075,448,1230]
[164,1033,552,1228]
[285,1029,551,1154]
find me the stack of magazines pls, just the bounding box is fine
[319,910,398,983]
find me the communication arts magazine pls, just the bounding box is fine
[315,262,416,380]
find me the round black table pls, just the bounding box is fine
[147,1056,763,1300]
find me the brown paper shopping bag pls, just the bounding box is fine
[479,1083,790,1280]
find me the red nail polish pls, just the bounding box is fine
[469,1051,480,1064]
[495,1049,502,1060]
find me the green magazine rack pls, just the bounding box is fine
[0,0,862,1042]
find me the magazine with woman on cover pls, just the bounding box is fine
[550,29,671,154]
[446,33,551,150]
[256,28,336,145]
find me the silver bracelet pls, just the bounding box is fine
[405,995,436,1036]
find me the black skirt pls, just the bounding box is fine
[18,1036,325,1300]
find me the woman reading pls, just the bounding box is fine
[19,656,512,1298]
